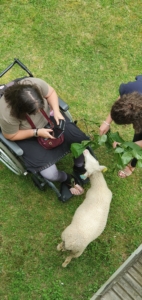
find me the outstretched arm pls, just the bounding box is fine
[99,113,112,135]
[99,96,120,135]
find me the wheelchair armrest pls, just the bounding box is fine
[58,97,69,111]
[0,132,23,156]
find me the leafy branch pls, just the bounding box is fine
[71,131,142,169]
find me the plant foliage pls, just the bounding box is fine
[71,131,142,169]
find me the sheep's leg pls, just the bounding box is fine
[62,255,73,267]
[62,250,83,267]
[57,242,65,251]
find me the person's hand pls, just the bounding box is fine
[134,141,142,148]
[38,128,55,139]
[99,122,110,135]
[112,141,121,148]
[53,110,65,125]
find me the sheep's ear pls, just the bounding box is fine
[99,166,107,172]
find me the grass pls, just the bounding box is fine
[0,0,142,299]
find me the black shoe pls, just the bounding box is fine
[73,165,89,185]
[73,165,86,175]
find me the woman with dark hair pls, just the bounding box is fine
[99,76,142,178]
[0,77,89,195]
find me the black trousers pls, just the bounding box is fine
[131,132,142,167]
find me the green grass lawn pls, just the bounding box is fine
[0,1,142,299]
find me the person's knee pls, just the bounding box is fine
[40,165,58,181]
[40,165,67,182]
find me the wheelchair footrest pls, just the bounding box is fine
[60,183,73,202]
[31,173,73,202]
[31,175,47,191]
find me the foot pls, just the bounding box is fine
[69,184,84,195]
[64,174,84,196]
[118,164,135,178]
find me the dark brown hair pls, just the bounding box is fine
[111,92,142,133]
[4,81,45,119]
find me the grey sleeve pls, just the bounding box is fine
[0,118,20,135]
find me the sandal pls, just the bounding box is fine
[118,164,135,178]
[63,174,84,196]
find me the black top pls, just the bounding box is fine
[119,75,142,96]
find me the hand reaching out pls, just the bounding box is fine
[99,121,110,135]
[112,141,121,148]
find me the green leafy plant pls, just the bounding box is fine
[71,131,142,169]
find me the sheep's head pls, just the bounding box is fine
[82,149,107,178]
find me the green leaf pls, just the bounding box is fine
[115,153,124,169]
[70,143,86,158]
[81,140,91,147]
[132,149,142,160]
[91,143,101,150]
[121,151,133,165]
[109,132,124,143]
[98,134,107,145]
[122,141,142,151]
[107,131,114,144]
[137,160,142,167]
[88,135,101,150]
[114,147,124,153]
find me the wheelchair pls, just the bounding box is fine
[0,58,94,202]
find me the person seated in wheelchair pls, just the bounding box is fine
[0,77,89,196]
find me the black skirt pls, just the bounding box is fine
[16,119,89,173]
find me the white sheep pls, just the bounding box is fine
[57,149,112,267]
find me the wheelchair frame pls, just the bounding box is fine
[0,58,75,202]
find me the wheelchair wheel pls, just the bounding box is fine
[0,142,26,175]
